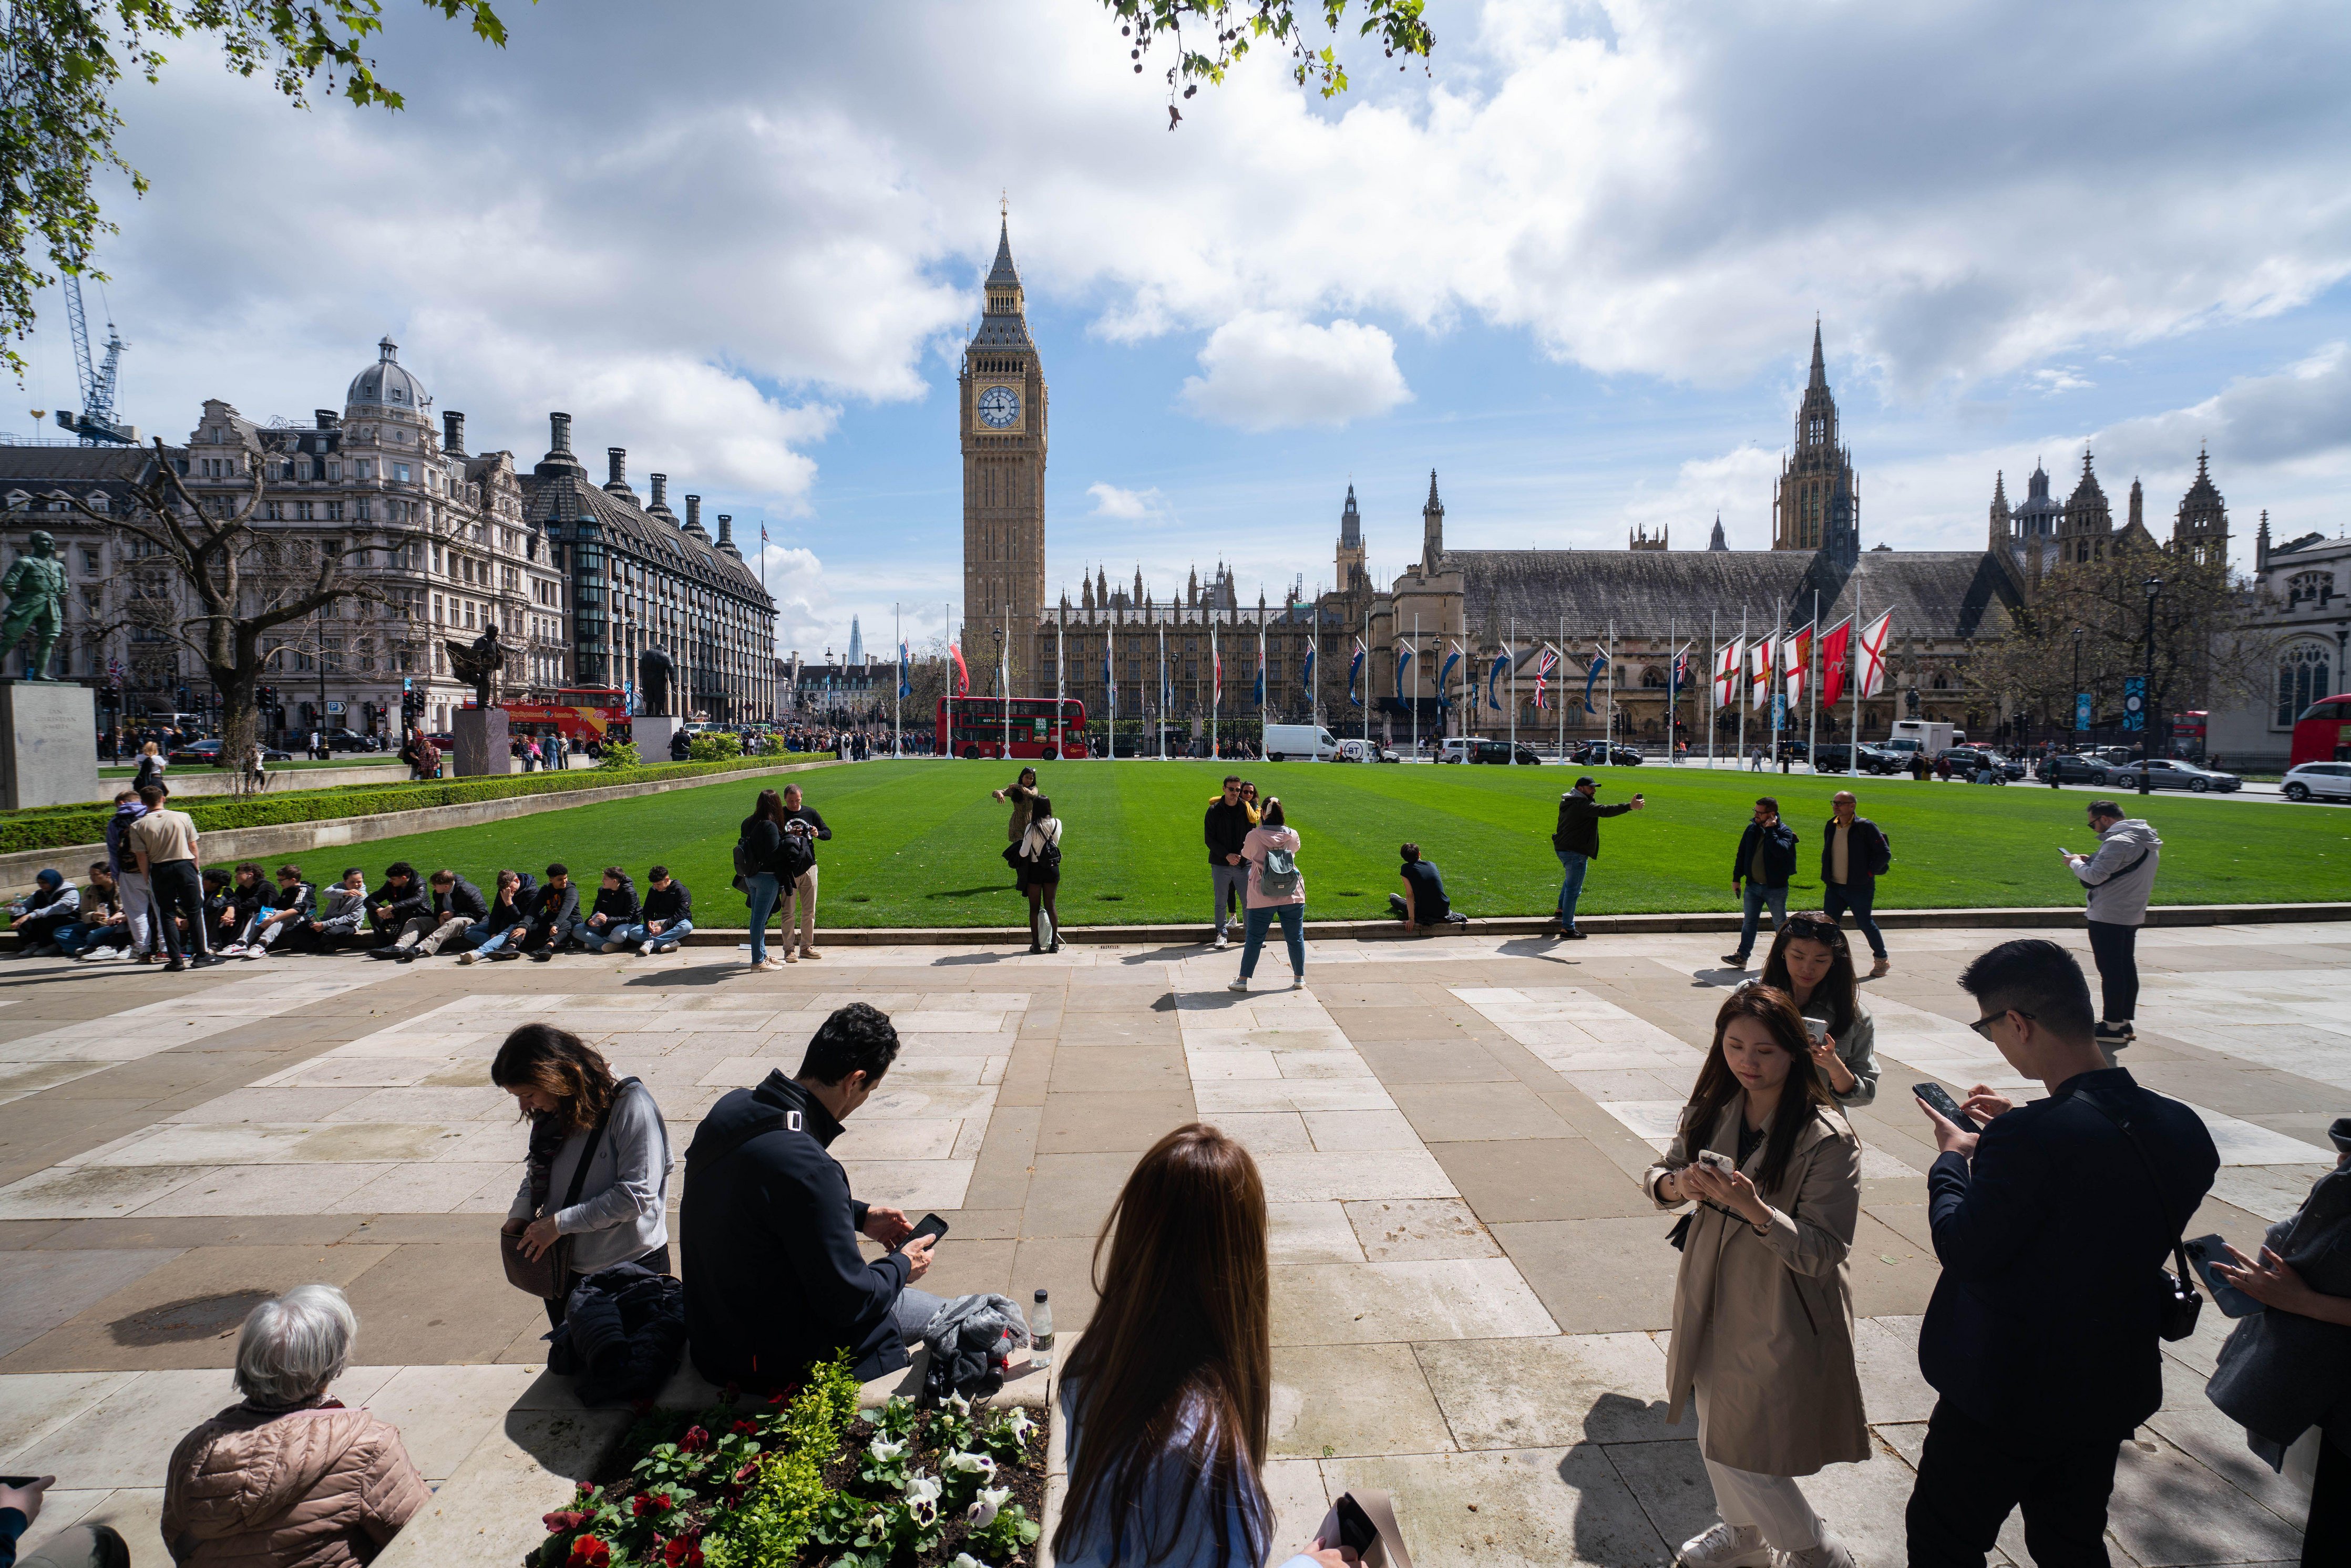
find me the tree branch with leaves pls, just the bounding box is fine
[1099,0,1433,126]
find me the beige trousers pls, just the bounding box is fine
[784,864,818,951]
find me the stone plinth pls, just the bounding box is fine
[634,715,683,762]
[2,682,96,809]
[450,705,509,778]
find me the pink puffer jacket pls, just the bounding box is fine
[162,1400,430,1568]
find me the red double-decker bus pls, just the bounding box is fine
[936,696,1090,760]
[2290,693,2351,765]
[501,686,631,742]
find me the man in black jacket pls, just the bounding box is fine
[1907,938,2218,1565]
[681,1002,940,1389]
[1722,796,1797,968]
[367,861,429,947]
[1203,775,1253,950]
[1820,790,1892,977]
[520,863,584,961]
[610,866,693,955]
[1549,776,1643,940]
[372,866,490,962]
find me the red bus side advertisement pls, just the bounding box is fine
[2291,694,2351,766]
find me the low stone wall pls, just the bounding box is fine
[0,758,837,895]
[86,762,416,799]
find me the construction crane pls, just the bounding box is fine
[53,270,138,446]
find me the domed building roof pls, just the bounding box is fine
[347,337,430,414]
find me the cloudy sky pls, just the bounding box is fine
[14,0,2351,658]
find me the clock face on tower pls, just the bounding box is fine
[977,385,1021,429]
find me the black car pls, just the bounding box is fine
[1938,747,2026,781]
[2106,757,2244,793]
[167,738,293,764]
[1467,738,1544,765]
[2040,753,2115,786]
[1571,741,1644,767]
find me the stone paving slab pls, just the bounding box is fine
[0,920,2334,1564]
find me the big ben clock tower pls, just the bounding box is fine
[961,208,1048,693]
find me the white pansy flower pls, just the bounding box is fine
[942,1449,995,1477]
[967,1484,1013,1530]
[999,1407,1035,1439]
[904,1471,943,1521]
[951,1555,987,1568]
[867,1437,906,1462]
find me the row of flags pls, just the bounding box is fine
[930,611,1895,715]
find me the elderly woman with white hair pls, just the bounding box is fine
[161,1285,429,1568]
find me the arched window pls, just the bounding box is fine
[1640,666,1666,688]
[2276,641,2333,727]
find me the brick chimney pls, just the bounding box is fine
[442,411,465,455]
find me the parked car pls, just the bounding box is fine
[2041,752,2119,786]
[1570,740,1644,767]
[322,728,377,753]
[2282,762,2351,802]
[1938,746,2027,782]
[167,738,293,764]
[2107,757,2243,793]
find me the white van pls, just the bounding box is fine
[1262,723,1341,762]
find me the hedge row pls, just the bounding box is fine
[0,755,833,857]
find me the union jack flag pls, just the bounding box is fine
[1534,645,1560,710]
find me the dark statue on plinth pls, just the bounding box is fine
[638,645,675,717]
[1,531,67,680]
[445,625,507,708]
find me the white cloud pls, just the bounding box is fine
[1179,314,1412,430]
[1086,481,1171,520]
[2032,368,2095,394]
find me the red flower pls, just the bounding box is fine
[566,1536,611,1568]
[679,1425,712,1453]
[733,1461,758,1484]
[631,1492,675,1519]
[722,1381,742,1402]
[662,1536,705,1568]
[541,1510,589,1535]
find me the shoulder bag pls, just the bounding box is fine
[2075,1086,2202,1341]
[500,1077,638,1299]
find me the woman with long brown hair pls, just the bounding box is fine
[494,1024,671,1326]
[1054,1124,1343,1567]
[1645,985,1866,1568]
[1758,912,1880,1107]
[737,787,793,969]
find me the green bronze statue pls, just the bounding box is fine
[1,531,67,681]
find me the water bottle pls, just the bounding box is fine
[1030,1288,1053,1368]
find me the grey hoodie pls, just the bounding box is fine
[2072,817,2161,925]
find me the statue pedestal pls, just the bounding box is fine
[451,705,509,778]
[634,716,683,763]
[2,683,96,809]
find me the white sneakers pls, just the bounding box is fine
[1227,978,1249,993]
[1213,932,1230,951]
[1677,1523,1770,1568]
[1782,1534,1857,1568]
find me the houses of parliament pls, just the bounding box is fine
[960,220,2234,744]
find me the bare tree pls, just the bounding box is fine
[67,438,425,787]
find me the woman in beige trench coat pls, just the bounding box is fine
[1645,984,1869,1568]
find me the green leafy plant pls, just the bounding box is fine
[687,733,742,763]
[597,740,642,771]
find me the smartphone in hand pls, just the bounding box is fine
[1913,1082,1982,1131]
[1695,1149,1734,1177]
[2183,1235,2263,1318]
[901,1213,950,1250]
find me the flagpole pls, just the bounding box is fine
[1708,611,1717,770]
[1737,607,1748,770]
[1604,619,1615,752]
[1158,622,1167,761]
[1849,573,1863,776]
[1411,613,1420,762]
[1807,591,1821,773]
[1055,612,1065,755]
[892,603,901,759]
[1210,617,1219,761]
[944,599,954,758]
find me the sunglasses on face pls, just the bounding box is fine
[1968,1008,2036,1041]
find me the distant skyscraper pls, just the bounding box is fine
[848,616,864,666]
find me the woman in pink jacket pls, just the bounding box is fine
[1229,796,1306,993]
[162,1286,429,1568]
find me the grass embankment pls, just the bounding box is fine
[260,759,2351,927]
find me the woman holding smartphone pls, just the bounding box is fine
[1758,913,1880,1107]
[1646,985,1867,1568]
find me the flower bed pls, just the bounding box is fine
[532,1358,1048,1568]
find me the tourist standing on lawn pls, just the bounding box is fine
[740,788,794,971]
[494,1023,672,1326]
[1204,775,1253,950]
[994,765,1041,843]
[2063,799,2161,1058]
[1055,1123,1354,1568]
[1723,797,1798,969]
[1552,776,1644,941]
[1759,913,1880,1108]
[1647,984,1867,1568]
[1819,791,1892,977]
[1906,938,2216,1564]
[780,782,831,961]
[1230,796,1305,993]
[1017,795,1063,953]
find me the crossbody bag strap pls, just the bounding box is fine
[2073,1086,2198,1295]
[550,1076,634,1216]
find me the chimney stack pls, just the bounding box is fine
[686,495,701,530]
[650,473,668,510]
[607,447,626,488]
[442,411,465,455]
[717,514,734,547]
[549,412,572,453]
[315,409,339,431]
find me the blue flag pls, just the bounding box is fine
[1300,645,1316,693]
[1394,646,1413,698]
[898,641,911,699]
[1347,645,1365,707]
[1583,650,1608,714]
[1437,645,1461,708]
[1253,663,1264,706]
[1486,652,1509,711]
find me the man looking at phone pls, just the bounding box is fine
[2062,799,2161,1058]
[1905,938,2216,1566]
[680,1003,942,1389]
[1551,776,1643,940]
[1722,797,1797,969]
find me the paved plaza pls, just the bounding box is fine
[0,920,2339,1565]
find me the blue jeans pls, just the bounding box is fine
[745,873,781,962]
[1822,881,1885,959]
[1239,903,1305,981]
[1555,850,1590,928]
[464,919,519,955]
[55,921,127,956]
[609,918,693,948]
[1734,881,1788,960]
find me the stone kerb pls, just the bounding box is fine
[88,761,416,800]
[0,758,839,897]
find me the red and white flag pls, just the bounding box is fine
[1782,625,1811,707]
[1857,611,1894,698]
[1818,616,1854,707]
[949,642,970,697]
[1715,637,1743,708]
[1749,634,1774,710]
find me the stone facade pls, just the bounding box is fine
[961,217,1049,694]
[2203,512,2348,768]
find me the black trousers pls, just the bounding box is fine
[148,859,208,961]
[545,1243,671,1327]
[2307,1431,2348,1567]
[2086,919,2140,1022]
[1906,1399,2121,1567]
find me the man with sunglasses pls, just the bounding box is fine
[1905,938,2215,1566]
[2062,799,2161,1055]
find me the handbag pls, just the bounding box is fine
[500,1082,630,1299]
[2075,1086,2202,1341]
[1313,1489,1414,1568]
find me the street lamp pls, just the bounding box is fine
[2070,626,2085,740]
[2139,577,2162,796]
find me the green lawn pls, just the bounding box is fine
[259,759,2351,927]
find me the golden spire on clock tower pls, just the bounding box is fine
[961,209,1048,694]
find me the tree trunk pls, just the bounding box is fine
[213,664,262,796]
